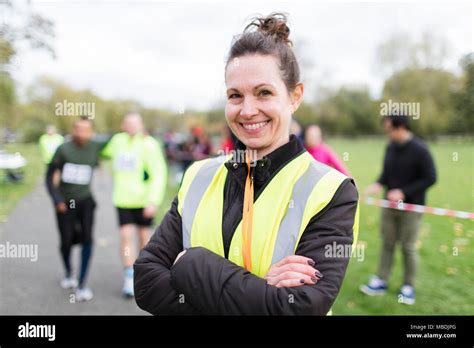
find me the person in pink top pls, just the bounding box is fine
[304,125,351,177]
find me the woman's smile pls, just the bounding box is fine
[240,120,271,135]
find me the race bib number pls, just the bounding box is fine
[114,154,137,172]
[62,163,92,185]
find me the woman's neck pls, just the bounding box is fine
[249,135,290,160]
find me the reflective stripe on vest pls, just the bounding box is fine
[178,151,358,278]
[181,157,224,249]
[271,159,331,265]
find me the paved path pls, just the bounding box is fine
[0,172,147,315]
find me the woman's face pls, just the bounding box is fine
[225,54,303,159]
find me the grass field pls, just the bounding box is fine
[2,138,473,315]
[329,138,474,315]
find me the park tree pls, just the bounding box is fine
[0,20,17,130]
[21,77,101,140]
[0,0,55,133]
[382,68,459,137]
[293,101,315,128]
[451,53,474,134]
[376,31,461,137]
[311,86,379,136]
[21,76,178,140]
[375,31,450,77]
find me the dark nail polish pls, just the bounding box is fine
[308,260,315,266]
[300,279,305,284]
[311,277,318,282]
[315,271,323,278]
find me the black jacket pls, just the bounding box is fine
[377,136,436,205]
[134,135,359,315]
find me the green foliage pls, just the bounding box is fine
[11,76,178,141]
[18,116,47,143]
[452,53,474,134]
[0,0,55,61]
[305,87,379,136]
[0,35,16,67]
[0,72,16,128]
[0,34,17,129]
[0,0,55,139]
[382,68,460,137]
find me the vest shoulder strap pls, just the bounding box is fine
[178,156,229,249]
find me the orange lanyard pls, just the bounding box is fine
[241,151,254,272]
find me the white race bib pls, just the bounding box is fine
[62,163,92,185]
[114,154,137,172]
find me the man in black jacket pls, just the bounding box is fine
[134,135,358,315]
[361,114,436,305]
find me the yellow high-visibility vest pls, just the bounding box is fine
[178,151,359,278]
[39,133,64,164]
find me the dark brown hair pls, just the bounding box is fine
[74,115,93,126]
[226,13,301,93]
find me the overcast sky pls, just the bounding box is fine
[10,0,474,112]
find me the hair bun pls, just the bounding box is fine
[245,13,292,46]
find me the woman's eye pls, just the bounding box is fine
[259,90,272,96]
[228,93,241,99]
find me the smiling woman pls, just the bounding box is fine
[133,13,360,315]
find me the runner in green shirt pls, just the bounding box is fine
[101,112,167,298]
[38,125,64,164]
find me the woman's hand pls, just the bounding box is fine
[264,255,323,288]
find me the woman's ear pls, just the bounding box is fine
[290,83,304,113]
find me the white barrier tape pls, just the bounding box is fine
[364,197,474,220]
